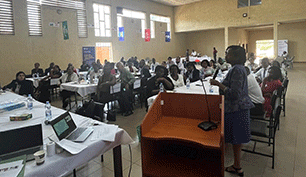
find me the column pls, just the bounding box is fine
[224,26,229,49]
[274,21,278,57]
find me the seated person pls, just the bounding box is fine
[185,62,200,82]
[245,53,258,72]
[191,49,197,56]
[166,57,174,69]
[200,59,214,79]
[45,62,55,76]
[50,65,62,78]
[66,63,78,74]
[95,63,116,103]
[147,65,174,97]
[96,59,103,69]
[245,67,265,116]
[272,60,286,79]
[161,61,167,68]
[210,60,217,69]
[116,62,136,116]
[125,61,138,75]
[87,62,101,83]
[31,63,44,77]
[175,56,184,71]
[59,66,79,109]
[183,56,190,68]
[169,65,185,88]
[150,58,159,72]
[80,61,90,71]
[3,71,34,96]
[255,58,270,83]
[216,57,231,71]
[261,66,282,117]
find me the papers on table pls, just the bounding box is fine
[56,139,88,155]
[91,124,119,142]
[0,160,24,177]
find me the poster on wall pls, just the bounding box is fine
[145,29,150,42]
[278,40,288,56]
[119,27,124,41]
[82,47,96,66]
[165,31,171,42]
[62,21,69,40]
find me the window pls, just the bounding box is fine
[117,9,146,38]
[238,0,261,8]
[256,40,274,64]
[0,0,14,35]
[150,14,171,39]
[26,0,87,37]
[93,3,111,37]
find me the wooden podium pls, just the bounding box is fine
[141,92,225,177]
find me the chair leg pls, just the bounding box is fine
[283,97,286,117]
[272,139,275,169]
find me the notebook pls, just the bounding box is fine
[50,112,93,142]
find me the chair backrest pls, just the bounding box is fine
[273,106,282,135]
[282,78,289,97]
[271,90,281,117]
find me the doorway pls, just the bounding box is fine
[96,42,113,64]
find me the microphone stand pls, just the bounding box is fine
[198,79,218,131]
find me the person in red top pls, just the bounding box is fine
[213,47,218,61]
[261,66,282,117]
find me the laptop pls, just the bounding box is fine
[50,112,93,142]
[0,124,43,162]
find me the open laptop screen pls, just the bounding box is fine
[0,124,43,156]
[50,112,77,141]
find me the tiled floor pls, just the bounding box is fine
[51,63,306,177]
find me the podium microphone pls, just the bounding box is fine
[198,76,218,131]
[212,66,220,80]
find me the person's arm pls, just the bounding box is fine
[3,80,16,90]
[126,71,136,89]
[210,68,244,100]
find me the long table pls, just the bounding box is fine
[0,92,133,177]
[27,77,60,88]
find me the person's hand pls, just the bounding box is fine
[262,77,270,85]
[155,77,165,85]
[210,79,220,86]
[125,84,129,90]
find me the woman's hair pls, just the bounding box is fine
[16,71,25,79]
[54,65,61,71]
[169,64,180,74]
[272,60,281,68]
[186,62,195,69]
[155,65,168,76]
[244,66,250,76]
[226,45,247,65]
[201,59,210,67]
[269,66,282,80]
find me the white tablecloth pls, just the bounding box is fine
[27,78,60,88]
[0,92,134,177]
[173,56,212,63]
[60,79,141,97]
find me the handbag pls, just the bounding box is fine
[106,86,116,121]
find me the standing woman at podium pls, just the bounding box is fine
[210,45,254,176]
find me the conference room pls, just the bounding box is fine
[0,0,305,176]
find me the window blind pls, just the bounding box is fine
[27,0,42,36]
[0,0,14,35]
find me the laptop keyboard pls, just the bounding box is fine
[67,127,87,141]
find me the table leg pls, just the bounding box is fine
[101,154,104,162]
[73,169,76,177]
[113,145,123,177]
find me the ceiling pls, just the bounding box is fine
[150,0,203,6]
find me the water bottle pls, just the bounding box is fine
[27,94,33,110]
[159,83,164,93]
[45,101,52,125]
[186,77,190,89]
[209,86,214,93]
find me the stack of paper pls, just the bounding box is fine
[91,124,119,142]
[0,160,24,177]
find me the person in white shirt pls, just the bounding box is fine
[200,59,214,79]
[191,49,197,56]
[245,67,265,116]
[169,65,185,88]
[254,58,270,83]
[175,56,185,74]
[245,53,258,72]
[87,62,101,83]
[59,65,79,109]
[150,58,159,72]
[166,57,174,69]
[217,57,231,71]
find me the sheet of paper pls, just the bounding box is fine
[0,160,23,177]
[56,139,88,155]
[91,124,119,142]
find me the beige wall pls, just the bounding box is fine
[174,0,306,32]
[0,0,186,85]
[278,21,306,62]
[248,28,273,56]
[186,29,225,58]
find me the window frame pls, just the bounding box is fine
[93,3,111,37]
[0,0,15,35]
[150,14,171,39]
[238,0,262,8]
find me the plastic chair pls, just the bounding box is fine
[283,56,295,69]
